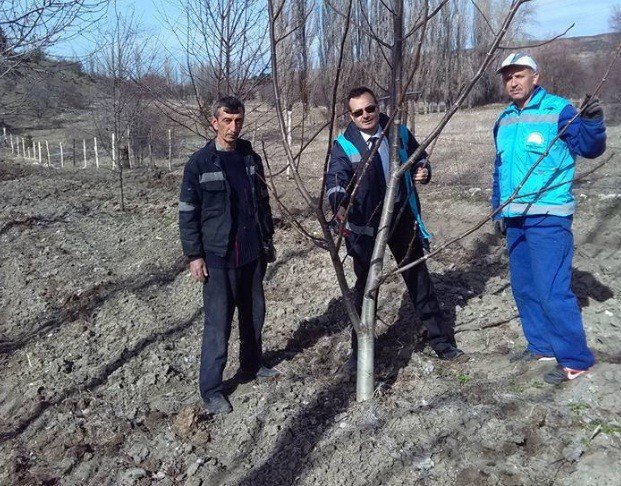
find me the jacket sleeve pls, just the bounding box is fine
[491,121,501,220]
[558,104,606,159]
[254,152,275,239]
[179,156,204,259]
[326,141,353,215]
[406,128,431,184]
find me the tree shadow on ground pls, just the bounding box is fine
[1,256,187,355]
[233,303,448,485]
[0,308,203,444]
[263,296,349,367]
[264,247,314,282]
[233,302,472,485]
[375,232,506,386]
[235,232,615,484]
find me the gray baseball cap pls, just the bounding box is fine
[497,52,538,74]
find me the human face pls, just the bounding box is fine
[501,65,539,109]
[211,108,244,148]
[348,93,379,134]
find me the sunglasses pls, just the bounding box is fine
[351,105,377,118]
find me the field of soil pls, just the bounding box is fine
[1,106,619,485]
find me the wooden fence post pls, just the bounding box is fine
[111,132,116,168]
[22,138,26,160]
[168,129,172,170]
[10,135,14,153]
[38,141,42,165]
[148,129,154,169]
[286,108,293,178]
[73,139,77,167]
[45,140,51,167]
[83,139,87,168]
[94,137,99,168]
[126,128,133,169]
[60,142,64,168]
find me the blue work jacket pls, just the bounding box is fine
[492,87,606,218]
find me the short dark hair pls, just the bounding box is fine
[345,86,378,111]
[212,96,245,119]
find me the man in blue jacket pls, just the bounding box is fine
[492,53,606,384]
[327,86,465,372]
[179,96,278,414]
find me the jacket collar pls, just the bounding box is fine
[524,85,546,110]
[204,138,253,167]
[507,86,546,114]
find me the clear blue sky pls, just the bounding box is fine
[52,0,620,59]
[532,0,618,37]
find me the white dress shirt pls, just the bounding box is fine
[360,127,390,182]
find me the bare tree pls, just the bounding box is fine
[0,1,108,122]
[152,0,270,135]
[90,3,158,209]
[0,0,108,78]
[610,4,621,32]
[265,0,538,401]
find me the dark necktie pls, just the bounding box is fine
[368,136,379,151]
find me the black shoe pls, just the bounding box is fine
[543,364,588,385]
[203,393,232,415]
[436,347,467,361]
[239,366,281,380]
[256,366,281,379]
[509,348,555,363]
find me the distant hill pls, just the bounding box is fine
[530,32,621,59]
[0,55,94,129]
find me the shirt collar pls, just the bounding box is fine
[360,126,383,143]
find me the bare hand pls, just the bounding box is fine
[189,258,208,282]
[414,167,429,182]
[335,206,352,237]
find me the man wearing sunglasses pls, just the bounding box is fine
[326,86,465,374]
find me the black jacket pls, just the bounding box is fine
[326,113,430,235]
[179,139,274,259]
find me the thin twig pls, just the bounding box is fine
[260,141,326,246]
[499,24,574,50]
[376,150,616,291]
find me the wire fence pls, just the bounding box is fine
[0,126,193,171]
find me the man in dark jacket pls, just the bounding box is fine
[327,87,464,372]
[179,96,278,414]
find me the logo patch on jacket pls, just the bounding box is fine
[526,132,544,146]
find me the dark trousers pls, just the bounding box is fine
[350,209,455,356]
[199,258,266,400]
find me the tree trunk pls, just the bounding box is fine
[356,0,405,401]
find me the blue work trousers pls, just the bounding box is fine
[506,215,594,370]
[199,258,266,400]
